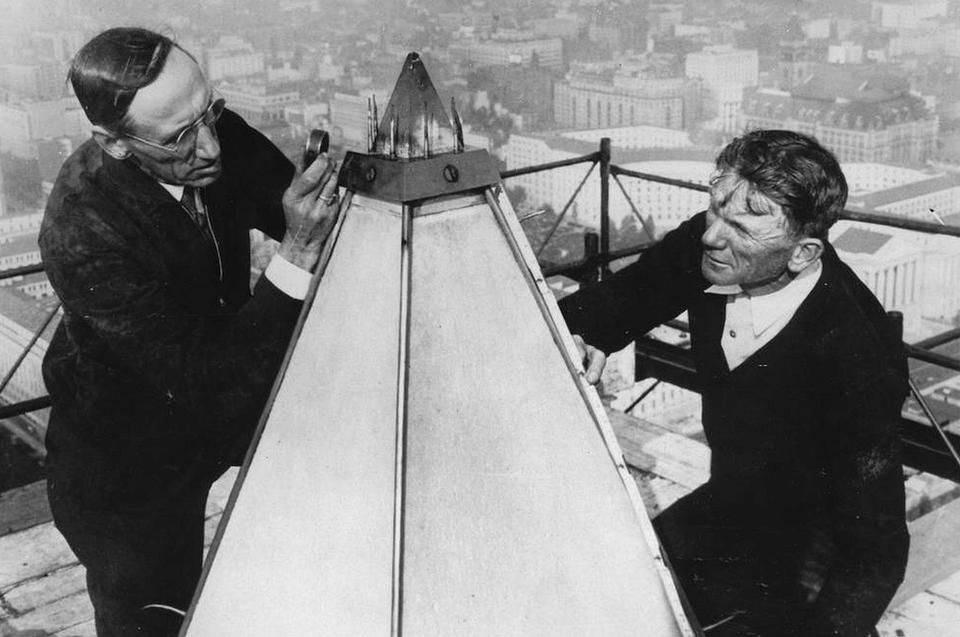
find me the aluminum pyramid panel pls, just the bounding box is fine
[182,188,694,636]
[401,192,686,635]
[183,198,402,635]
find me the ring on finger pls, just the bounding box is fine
[319,192,338,205]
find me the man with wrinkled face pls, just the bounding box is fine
[561,130,909,636]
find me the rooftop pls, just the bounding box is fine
[849,173,960,210]
[833,226,894,255]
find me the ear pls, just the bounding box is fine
[91,127,132,160]
[787,237,824,275]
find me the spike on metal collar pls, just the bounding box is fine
[373,52,458,160]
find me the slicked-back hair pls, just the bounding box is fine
[68,27,177,131]
[716,129,847,240]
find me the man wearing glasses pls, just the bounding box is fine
[562,130,909,636]
[39,28,340,636]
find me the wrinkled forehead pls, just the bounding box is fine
[709,171,782,220]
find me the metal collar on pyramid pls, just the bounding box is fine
[338,52,499,204]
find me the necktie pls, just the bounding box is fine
[180,187,213,242]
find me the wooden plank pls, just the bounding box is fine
[1,564,85,618]
[0,480,51,536]
[891,496,960,608]
[904,472,960,522]
[0,590,92,636]
[627,468,692,519]
[0,522,76,590]
[53,618,96,636]
[606,406,710,491]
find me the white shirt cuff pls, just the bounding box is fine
[264,254,312,300]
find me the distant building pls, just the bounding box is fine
[0,61,65,101]
[0,284,56,438]
[685,45,758,133]
[531,15,582,40]
[873,0,949,30]
[848,173,960,223]
[562,125,693,150]
[218,82,300,127]
[842,168,960,328]
[647,3,684,36]
[330,89,389,150]
[831,224,924,336]
[685,45,758,88]
[460,35,563,69]
[31,30,84,63]
[0,97,88,159]
[0,223,56,439]
[0,211,43,238]
[0,234,40,271]
[779,14,815,92]
[204,37,265,82]
[473,66,555,131]
[741,73,938,164]
[501,131,712,234]
[889,21,960,57]
[554,73,700,130]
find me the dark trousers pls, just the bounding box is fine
[654,485,814,637]
[48,475,208,637]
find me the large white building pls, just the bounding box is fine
[501,130,712,235]
[217,82,300,127]
[0,98,87,159]
[685,45,758,133]
[844,172,960,328]
[555,74,699,130]
[204,37,265,82]
[685,45,758,89]
[831,224,925,337]
[330,89,390,150]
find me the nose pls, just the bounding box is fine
[194,124,220,161]
[702,214,726,249]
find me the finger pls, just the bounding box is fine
[288,153,333,197]
[584,348,606,385]
[314,162,341,208]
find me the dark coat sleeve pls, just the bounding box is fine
[40,210,303,432]
[216,108,293,241]
[558,212,708,354]
[802,371,909,635]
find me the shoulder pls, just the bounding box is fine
[805,246,907,389]
[40,140,134,259]
[217,108,293,182]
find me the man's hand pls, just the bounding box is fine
[572,334,606,385]
[278,154,341,272]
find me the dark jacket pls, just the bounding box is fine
[560,212,909,635]
[40,110,302,510]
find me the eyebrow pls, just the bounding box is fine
[161,93,214,143]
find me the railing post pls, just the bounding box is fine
[599,137,611,281]
[583,232,600,284]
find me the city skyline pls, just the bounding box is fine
[2,0,960,462]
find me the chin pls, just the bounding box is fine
[702,259,732,285]
[188,167,222,187]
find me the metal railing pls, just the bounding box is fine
[3,137,960,480]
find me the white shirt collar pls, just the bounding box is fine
[706,260,823,336]
[158,182,184,202]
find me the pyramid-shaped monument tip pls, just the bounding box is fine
[372,52,458,159]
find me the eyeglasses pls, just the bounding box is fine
[123,96,226,157]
